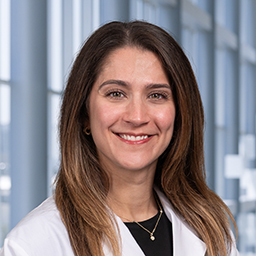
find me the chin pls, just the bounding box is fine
[118,159,157,172]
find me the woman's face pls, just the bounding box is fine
[89,47,176,174]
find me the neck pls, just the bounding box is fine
[106,167,158,222]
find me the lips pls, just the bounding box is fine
[118,134,149,141]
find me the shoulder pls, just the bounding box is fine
[0,196,74,256]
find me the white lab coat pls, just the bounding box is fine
[0,189,239,256]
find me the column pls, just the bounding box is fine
[10,0,47,228]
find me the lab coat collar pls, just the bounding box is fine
[156,188,207,256]
[103,188,207,256]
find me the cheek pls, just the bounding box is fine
[90,102,122,130]
[154,106,176,131]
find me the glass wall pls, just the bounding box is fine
[0,0,255,253]
[47,0,101,195]
[0,0,11,245]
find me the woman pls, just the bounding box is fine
[1,21,239,256]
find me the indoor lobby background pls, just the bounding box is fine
[0,0,256,255]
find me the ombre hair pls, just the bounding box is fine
[55,21,237,256]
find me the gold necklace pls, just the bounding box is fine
[120,195,163,241]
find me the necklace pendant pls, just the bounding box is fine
[150,234,155,241]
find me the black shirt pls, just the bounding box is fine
[124,210,173,256]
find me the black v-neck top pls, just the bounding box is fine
[124,210,173,256]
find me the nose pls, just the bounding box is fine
[123,98,150,126]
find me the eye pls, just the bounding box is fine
[150,93,163,99]
[111,92,123,97]
[105,90,125,99]
[149,92,168,100]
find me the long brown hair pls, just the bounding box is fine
[55,21,237,256]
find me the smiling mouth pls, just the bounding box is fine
[118,134,149,141]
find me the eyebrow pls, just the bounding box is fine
[98,79,171,91]
[145,83,171,90]
[98,80,128,90]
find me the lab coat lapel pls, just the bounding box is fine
[156,188,207,256]
[102,215,145,256]
[117,216,146,256]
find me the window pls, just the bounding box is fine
[47,0,100,194]
[0,0,11,246]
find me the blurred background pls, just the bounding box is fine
[0,0,255,254]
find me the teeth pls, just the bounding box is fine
[120,134,148,141]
